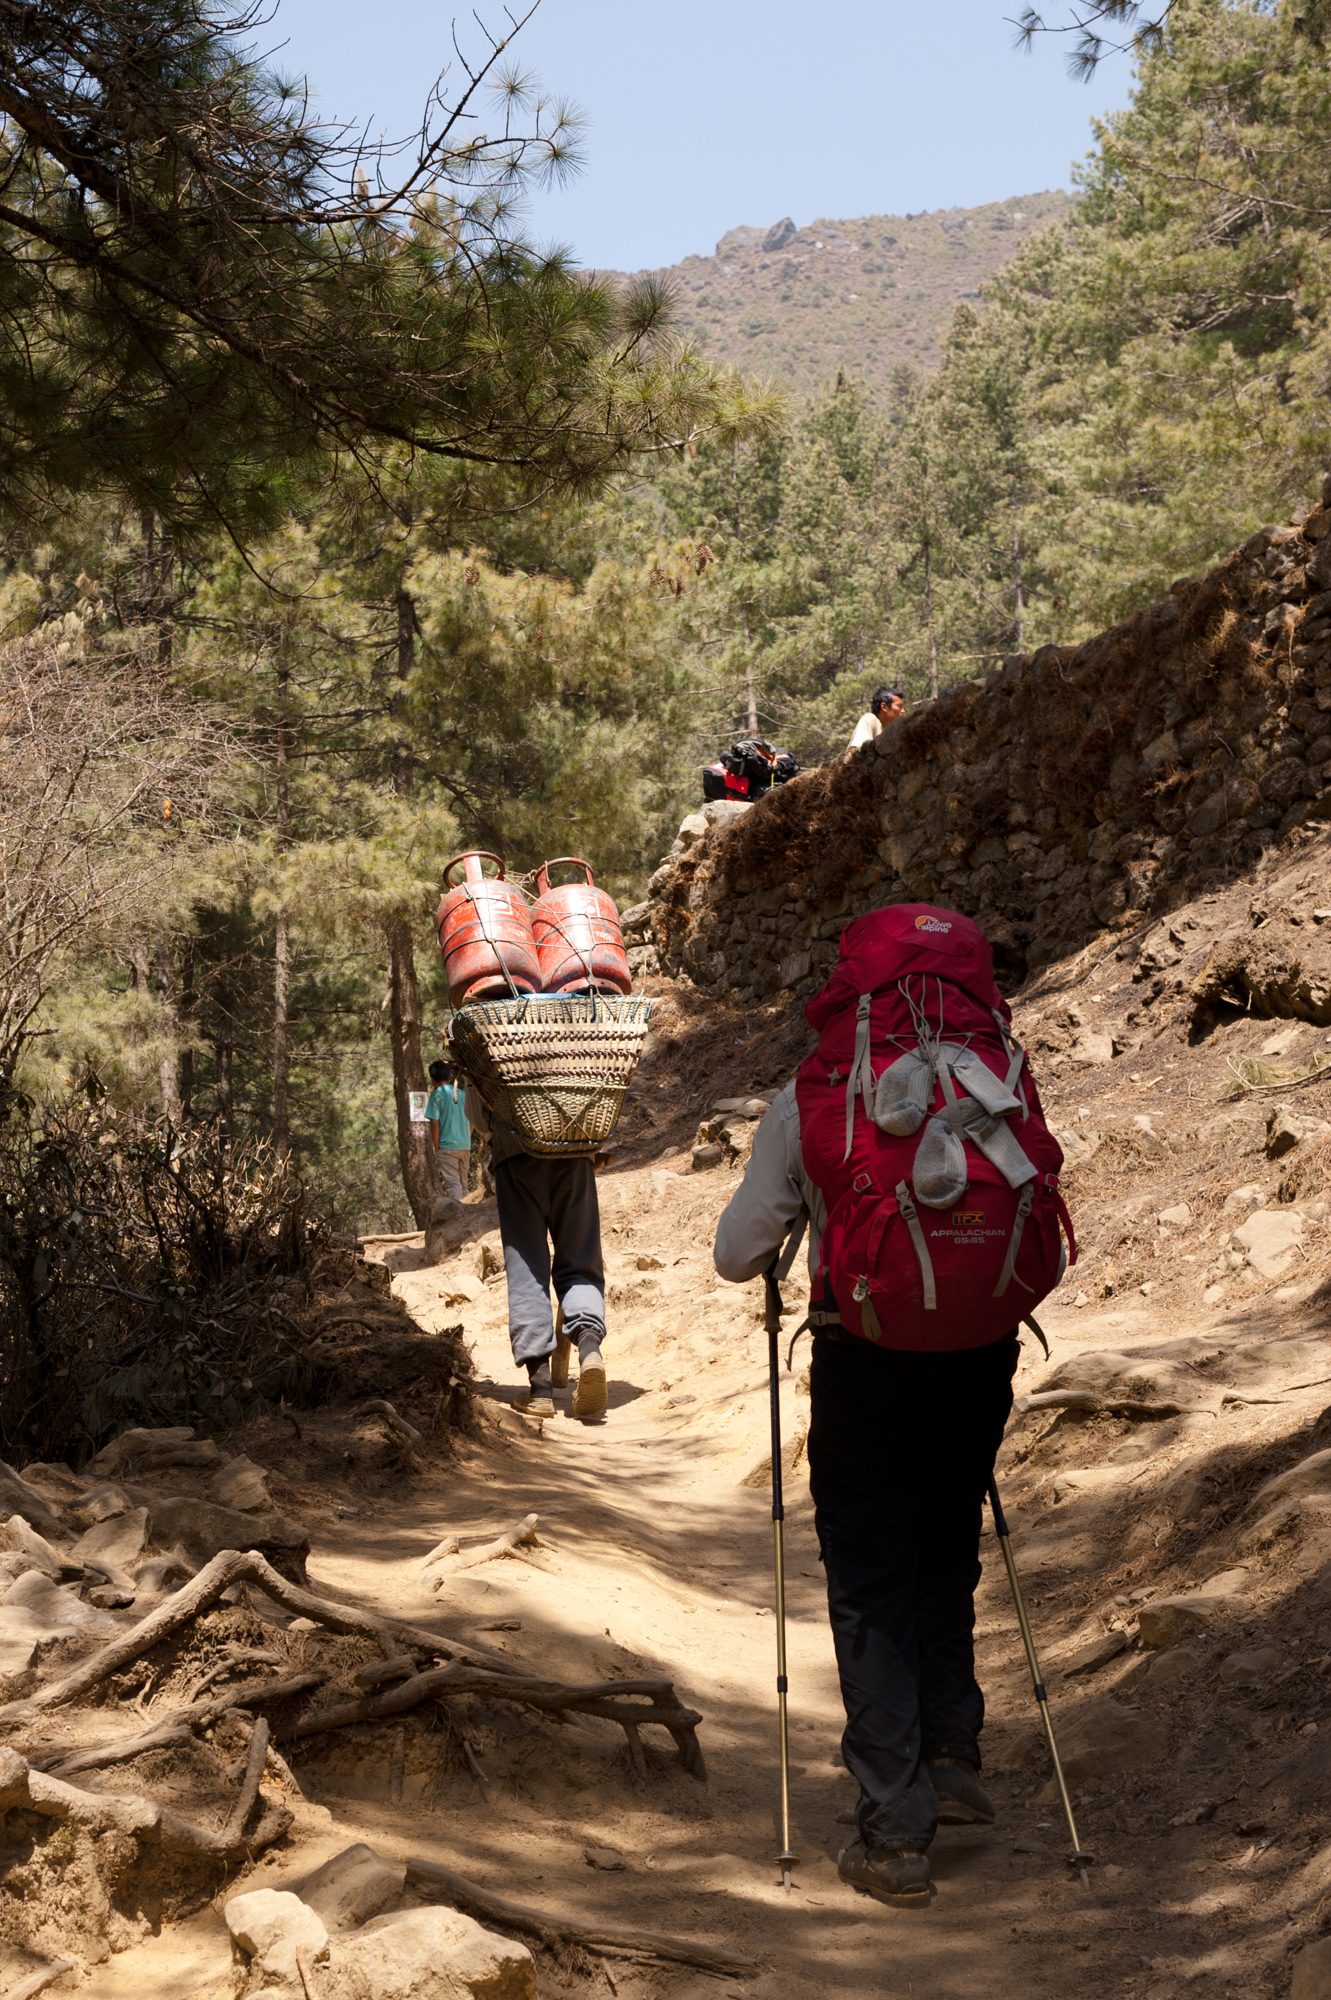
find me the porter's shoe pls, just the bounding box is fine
[572,1346,608,1420]
[517,1359,555,1420]
[550,1332,572,1390]
[928,1757,996,1827]
[837,1838,931,1905]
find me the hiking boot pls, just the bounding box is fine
[572,1346,608,1420]
[837,1838,931,1905]
[928,1757,995,1827]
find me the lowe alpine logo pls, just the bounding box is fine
[952,1210,985,1228]
[914,915,953,934]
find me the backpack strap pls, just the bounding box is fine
[993,1181,1035,1299]
[991,1008,1030,1115]
[894,1179,937,1311]
[851,1283,887,1343]
[843,994,875,1161]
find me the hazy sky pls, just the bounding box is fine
[266,0,1137,270]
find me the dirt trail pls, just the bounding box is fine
[95,1204,1293,1998]
[83,840,1331,1997]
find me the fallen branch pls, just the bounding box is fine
[280,1665,706,1778]
[428,1513,542,1575]
[419,1536,462,1570]
[0,1548,514,1722]
[406,1857,755,1977]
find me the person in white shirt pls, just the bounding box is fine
[846,686,905,756]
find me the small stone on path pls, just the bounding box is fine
[1138,1644,1204,1692]
[1292,1935,1331,2000]
[1059,1629,1130,1678]
[1059,1698,1168,1784]
[1230,1207,1305,1279]
[1137,1593,1235,1649]
[1222,1183,1267,1214]
[297,1844,406,1931]
[321,1906,534,2000]
[224,1888,329,1982]
[1219,1647,1280,1687]
[583,1843,627,1871]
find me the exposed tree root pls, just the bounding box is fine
[353,1398,424,1446]
[1017,1389,1184,1421]
[5,1549,705,1781]
[0,1735,288,1856]
[280,1663,706,1777]
[0,1535,710,1983]
[406,1857,755,1976]
[0,1547,511,1724]
[37,1669,326,1781]
[10,1958,76,2000]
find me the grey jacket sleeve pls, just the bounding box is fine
[713,1086,807,1283]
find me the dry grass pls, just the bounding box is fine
[1223,1052,1331,1099]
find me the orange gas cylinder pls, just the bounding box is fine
[531,857,632,996]
[436,852,541,1009]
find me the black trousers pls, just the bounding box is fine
[807,1332,1018,1851]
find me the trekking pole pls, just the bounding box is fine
[764,1262,798,1893]
[987,1477,1094,1891]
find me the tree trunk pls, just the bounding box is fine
[216,1037,233,1149]
[154,944,182,1125]
[388,918,435,1227]
[272,655,291,1158]
[273,911,290,1157]
[387,582,436,1226]
[139,514,176,670]
[178,941,196,1121]
[923,532,940,701]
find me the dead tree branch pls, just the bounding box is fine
[406,1857,755,1976]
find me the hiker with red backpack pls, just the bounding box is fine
[714,903,1073,1905]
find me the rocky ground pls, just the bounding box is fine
[0,838,1329,1997]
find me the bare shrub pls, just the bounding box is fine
[0,636,222,1093]
[0,1096,312,1458]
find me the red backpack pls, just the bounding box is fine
[795,903,1074,1352]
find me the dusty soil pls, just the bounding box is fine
[15,835,1331,1999]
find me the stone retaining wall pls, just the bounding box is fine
[643,480,1331,1002]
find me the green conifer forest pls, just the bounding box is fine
[4,0,1330,1234]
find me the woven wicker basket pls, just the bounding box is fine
[448,993,655,1157]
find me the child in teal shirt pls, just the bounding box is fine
[426,1060,472,1201]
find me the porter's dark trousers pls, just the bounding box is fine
[493,1154,605,1367]
[807,1331,1018,1850]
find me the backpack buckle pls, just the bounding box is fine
[852,1171,873,1193]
